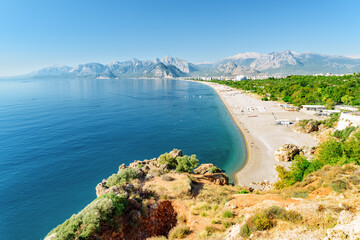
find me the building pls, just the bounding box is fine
[234,75,247,81]
[335,105,358,112]
[280,104,299,111]
[337,112,360,130]
[318,109,340,117]
[301,105,326,115]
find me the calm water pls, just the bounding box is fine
[0,78,246,240]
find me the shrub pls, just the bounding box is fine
[253,212,274,230]
[275,155,311,189]
[223,221,235,229]
[47,193,127,240]
[106,168,138,187]
[334,126,358,142]
[205,225,219,234]
[211,219,221,224]
[200,212,207,217]
[208,166,222,173]
[349,174,360,185]
[330,179,349,193]
[168,225,190,239]
[175,155,199,173]
[292,190,309,198]
[238,189,249,194]
[261,97,268,101]
[222,210,234,218]
[240,223,251,237]
[177,215,187,223]
[244,206,302,234]
[158,153,177,169]
[324,214,337,228]
[270,94,277,101]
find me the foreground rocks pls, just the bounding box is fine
[204,172,229,185]
[293,120,320,133]
[274,144,301,162]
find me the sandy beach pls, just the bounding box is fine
[199,81,320,187]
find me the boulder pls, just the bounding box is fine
[293,120,319,133]
[274,144,301,162]
[204,172,229,185]
[304,120,320,133]
[159,163,171,173]
[169,149,182,159]
[326,211,360,240]
[95,180,128,197]
[118,163,126,172]
[193,163,215,174]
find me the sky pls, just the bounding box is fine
[0,0,359,76]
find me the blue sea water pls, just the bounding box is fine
[0,78,246,240]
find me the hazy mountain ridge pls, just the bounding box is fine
[26,51,360,79]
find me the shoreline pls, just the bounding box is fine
[196,81,319,187]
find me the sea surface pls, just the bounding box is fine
[0,78,246,240]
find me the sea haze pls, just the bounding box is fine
[0,78,246,240]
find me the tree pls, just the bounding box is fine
[325,98,335,109]
[158,153,177,169]
[175,155,199,173]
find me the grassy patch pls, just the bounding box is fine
[47,193,127,240]
[168,225,190,239]
[222,210,234,218]
[244,206,302,234]
[106,168,138,187]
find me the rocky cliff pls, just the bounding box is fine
[45,146,360,240]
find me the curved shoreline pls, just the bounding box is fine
[198,81,253,185]
[195,81,319,187]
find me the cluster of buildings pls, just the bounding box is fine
[301,105,358,116]
[182,73,353,82]
[293,104,360,130]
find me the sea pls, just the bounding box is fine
[0,78,246,240]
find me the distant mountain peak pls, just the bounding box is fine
[24,51,360,79]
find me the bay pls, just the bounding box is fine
[0,78,246,240]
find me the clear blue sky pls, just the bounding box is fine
[0,0,359,76]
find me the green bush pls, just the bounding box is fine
[175,155,199,173]
[330,179,349,193]
[238,189,249,194]
[47,193,127,240]
[222,210,234,218]
[158,153,177,169]
[106,168,138,187]
[223,221,235,229]
[261,97,268,101]
[275,155,310,189]
[253,212,273,230]
[334,126,357,142]
[208,166,222,173]
[169,225,190,239]
[244,206,302,234]
[292,190,309,198]
[240,223,251,237]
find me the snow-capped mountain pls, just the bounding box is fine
[216,50,360,74]
[25,51,360,79]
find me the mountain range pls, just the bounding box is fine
[25,51,360,79]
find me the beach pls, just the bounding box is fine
[199,81,320,187]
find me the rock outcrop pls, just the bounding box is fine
[274,144,301,162]
[193,163,215,174]
[293,120,320,133]
[326,211,360,240]
[204,172,229,185]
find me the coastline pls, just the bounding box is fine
[196,81,319,187]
